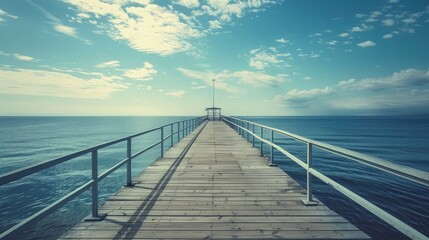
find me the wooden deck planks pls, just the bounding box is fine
[60,121,370,240]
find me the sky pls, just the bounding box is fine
[0,0,428,116]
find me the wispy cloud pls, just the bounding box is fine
[174,0,200,8]
[165,90,186,97]
[275,38,289,44]
[0,68,126,99]
[382,19,395,26]
[13,54,36,62]
[351,24,372,32]
[0,8,18,22]
[96,60,120,68]
[53,24,77,37]
[177,67,242,93]
[123,62,157,81]
[357,40,376,48]
[29,1,89,43]
[273,68,429,115]
[177,67,286,91]
[248,47,292,70]
[273,87,333,107]
[383,33,394,39]
[338,68,429,91]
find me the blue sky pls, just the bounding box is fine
[0,0,428,116]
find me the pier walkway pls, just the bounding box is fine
[60,121,370,239]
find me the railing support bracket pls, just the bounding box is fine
[301,199,318,206]
[84,213,107,222]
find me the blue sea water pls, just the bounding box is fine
[0,116,428,239]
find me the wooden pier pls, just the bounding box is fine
[60,121,370,239]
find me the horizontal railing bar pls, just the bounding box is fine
[223,118,307,169]
[98,158,128,182]
[0,117,205,187]
[0,180,94,240]
[310,168,429,240]
[225,116,429,187]
[313,143,429,187]
[228,116,309,143]
[0,149,92,186]
[130,141,161,159]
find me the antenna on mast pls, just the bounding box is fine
[212,79,215,109]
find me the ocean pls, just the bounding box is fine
[0,116,428,239]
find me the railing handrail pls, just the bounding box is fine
[222,116,429,240]
[0,116,207,240]
[0,117,202,186]
[226,116,429,187]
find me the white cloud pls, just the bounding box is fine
[54,24,77,37]
[351,24,372,32]
[402,18,416,24]
[233,70,284,86]
[66,1,202,55]
[383,33,394,39]
[0,68,126,99]
[303,77,312,80]
[76,13,90,19]
[273,87,332,107]
[326,40,337,46]
[191,85,207,89]
[175,0,200,8]
[357,40,376,48]
[0,8,18,22]
[388,0,399,3]
[13,54,35,62]
[209,19,222,29]
[273,68,429,114]
[95,60,120,68]
[177,67,241,93]
[248,48,291,70]
[275,38,288,44]
[339,32,350,38]
[123,62,157,80]
[382,19,395,26]
[338,68,429,91]
[65,0,275,56]
[249,51,280,69]
[177,67,285,92]
[165,90,186,97]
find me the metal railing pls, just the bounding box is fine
[222,116,429,240]
[0,116,207,239]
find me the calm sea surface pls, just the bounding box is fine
[0,116,428,239]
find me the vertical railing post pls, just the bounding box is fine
[302,142,317,206]
[91,150,99,218]
[177,122,180,142]
[246,122,250,142]
[85,149,105,221]
[269,130,276,166]
[170,124,173,147]
[260,127,264,156]
[160,127,164,158]
[126,138,132,186]
[252,124,255,147]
